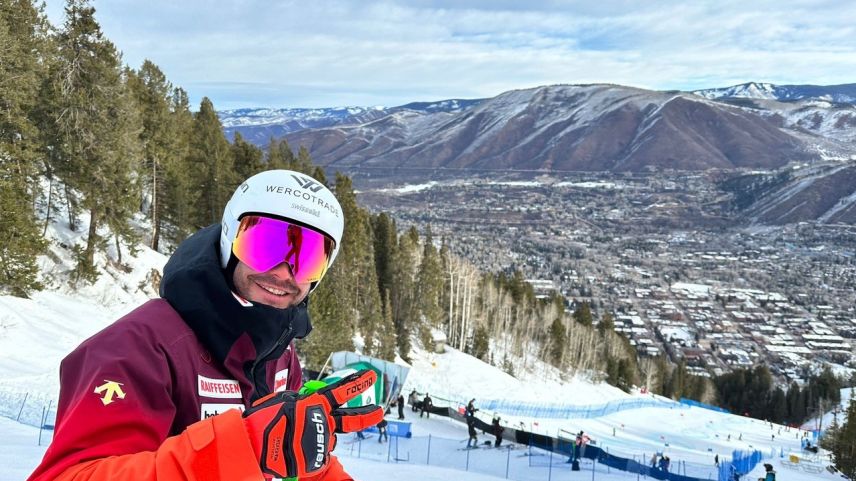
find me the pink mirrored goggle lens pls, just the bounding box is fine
[232,216,334,283]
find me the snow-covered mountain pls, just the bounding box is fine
[220,83,856,180]
[712,96,856,145]
[281,84,825,173]
[693,82,856,104]
[220,99,483,144]
[720,160,856,225]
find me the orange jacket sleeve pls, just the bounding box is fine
[304,455,352,481]
[51,409,263,481]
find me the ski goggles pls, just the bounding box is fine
[232,215,335,283]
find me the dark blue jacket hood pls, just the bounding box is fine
[159,224,311,399]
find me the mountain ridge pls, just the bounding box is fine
[693,81,856,104]
[277,83,822,174]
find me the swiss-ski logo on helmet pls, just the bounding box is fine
[291,175,324,193]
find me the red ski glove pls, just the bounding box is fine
[243,369,383,479]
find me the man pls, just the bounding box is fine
[409,389,419,412]
[761,463,776,481]
[397,393,405,420]
[377,418,389,443]
[492,416,504,448]
[28,170,383,481]
[465,398,478,421]
[466,415,478,448]
[421,392,433,418]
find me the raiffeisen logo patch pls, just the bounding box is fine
[197,375,242,399]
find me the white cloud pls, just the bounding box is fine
[43,0,856,109]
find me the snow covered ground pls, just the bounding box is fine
[0,220,846,481]
[1,404,841,481]
[398,343,840,481]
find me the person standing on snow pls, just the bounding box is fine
[397,393,405,420]
[27,170,384,481]
[579,431,590,458]
[660,456,670,473]
[377,419,389,443]
[466,398,478,421]
[492,416,504,447]
[409,389,419,412]
[466,416,478,448]
[421,393,433,418]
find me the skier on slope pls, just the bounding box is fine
[28,170,384,481]
[465,398,478,421]
[492,416,505,447]
[466,416,478,448]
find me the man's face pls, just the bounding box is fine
[232,260,311,309]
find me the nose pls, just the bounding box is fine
[267,261,296,280]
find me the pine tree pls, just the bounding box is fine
[598,312,615,336]
[371,212,396,309]
[606,357,619,387]
[332,173,388,358]
[0,0,51,295]
[305,262,355,368]
[265,138,284,169]
[376,290,397,361]
[47,0,142,280]
[311,166,327,184]
[391,226,419,358]
[231,132,264,181]
[417,226,445,330]
[127,59,174,251]
[160,87,197,245]
[293,145,313,175]
[280,139,297,169]
[769,387,787,423]
[548,316,566,366]
[573,301,593,326]
[471,324,489,361]
[188,97,236,228]
[786,382,805,424]
[832,394,856,479]
[616,358,635,392]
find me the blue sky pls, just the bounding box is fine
[42,0,856,110]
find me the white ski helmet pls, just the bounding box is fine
[219,169,343,284]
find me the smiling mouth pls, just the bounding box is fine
[255,282,294,296]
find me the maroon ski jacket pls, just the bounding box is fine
[28,225,350,481]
